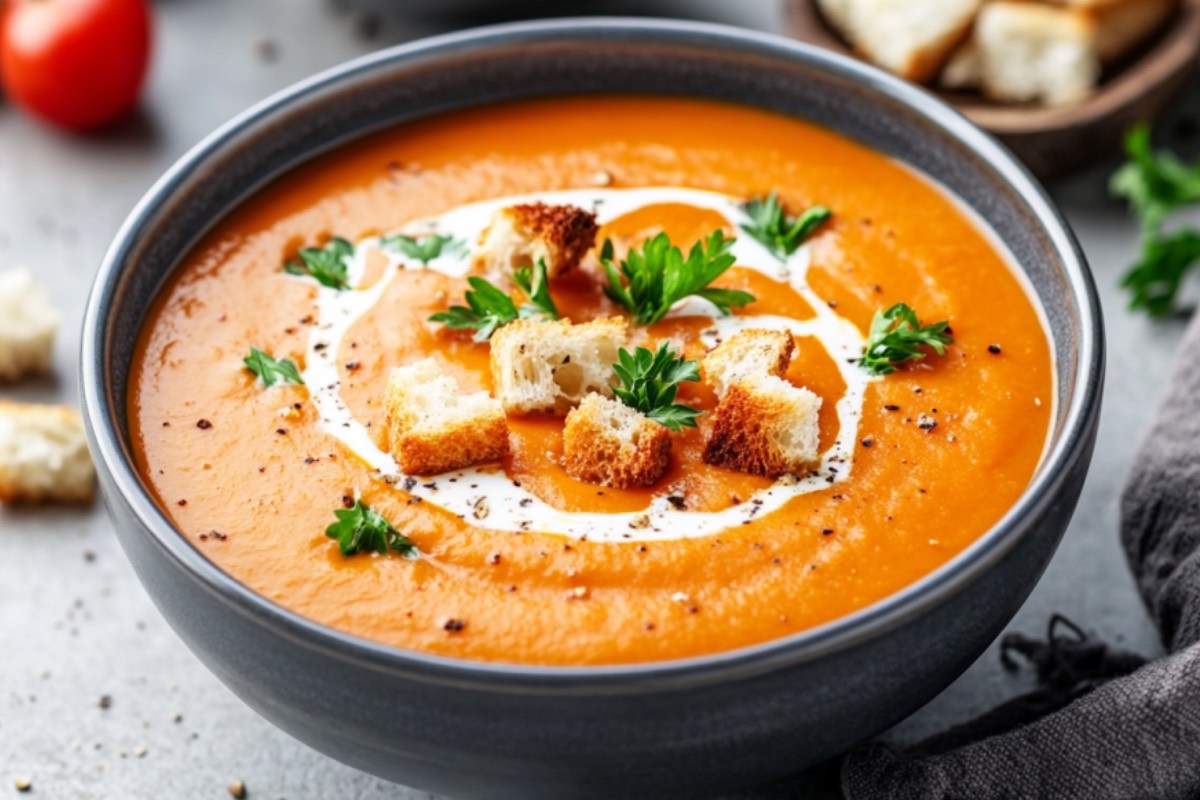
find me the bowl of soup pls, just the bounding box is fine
[81,18,1102,800]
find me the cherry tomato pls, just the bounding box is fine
[0,0,152,131]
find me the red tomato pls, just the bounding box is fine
[0,0,152,131]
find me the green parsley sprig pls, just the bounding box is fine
[325,500,417,558]
[381,232,466,265]
[243,347,304,387]
[284,237,354,290]
[1111,124,1200,316]
[601,230,754,324]
[428,260,559,341]
[741,192,832,261]
[611,341,702,432]
[859,303,953,376]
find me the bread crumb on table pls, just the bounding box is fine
[0,268,60,382]
[0,401,95,504]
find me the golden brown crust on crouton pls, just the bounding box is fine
[563,394,671,488]
[0,401,95,504]
[476,203,599,279]
[704,329,795,398]
[703,377,821,478]
[385,360,509,476]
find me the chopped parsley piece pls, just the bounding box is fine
[513,260,560,321]
[860,303,953,376]
[284,237,354,290]
[741,192,832,261]
[325,500,417,558]
[1111,124,1200,316]
[381,232,466,265]
[611,341,702,432]
[600,229,754,324]
[243,347,304,387]
[429,261,557,341]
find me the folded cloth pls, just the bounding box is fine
[841,309,1200,800]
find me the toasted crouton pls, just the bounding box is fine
[0,401,95,504]
[975,3,1100,106]
[563,394,671,488]
[704,329,795,399]
[0,269,60,382]
[476,203,599,280]
[1088,0,1176,63]
[941,39,982,91]
[703,377,822,478]
[489,317,626,415]
[818,0,983,82]
[386,359,508,475]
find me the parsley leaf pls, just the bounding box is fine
[429,262,559,341]
[325,500,418,558]
[600,230,754,324]
[429,277,518,341]
[1111,125,1200,316]
[381,232,466,265]
[859,303,953,376]
[284,237,354,290]
[512,260,560,321]
[741,192,832,261]
[1112,124,1200,234]
[611,341,702,432]
[243,347,304,387]
[1121,229,1200,317]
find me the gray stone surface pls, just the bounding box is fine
[1,1,1196,797]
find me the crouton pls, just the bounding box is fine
[975,3,1100,106]
[489,317,626,415]
[1088,0,1176,63]
[704,329,795,399]
[818,0,983,82]
[941,39,982,91]
[0,268,60,382]
[386,358,508,475]
[562,394,671,488]
[703,376,822,478]
[476,203,599,280]
[0,401,95,504]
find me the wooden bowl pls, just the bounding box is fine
[785,0,1200,180]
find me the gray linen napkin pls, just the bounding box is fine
[841,308,1200,800]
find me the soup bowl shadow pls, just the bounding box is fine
[81,18,1103,800]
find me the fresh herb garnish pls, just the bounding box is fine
[1121,229,1200,317]
[1111,124,1200,316]
[859,303,953,376]
[243,347,304,387]
[611,341,702,432]
[284,237,354,290]
[600,230,754,324]
[741,192,832,261]
[428,261,558,341]
[513,260,560,321]
[325,499,417,558]
[381,232,466,265]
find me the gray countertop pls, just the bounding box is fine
[2,2,1198,797]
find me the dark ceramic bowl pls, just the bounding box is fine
[81,18,1103,800]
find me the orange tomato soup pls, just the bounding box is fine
[129,96,1052,665]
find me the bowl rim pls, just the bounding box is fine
[81,16,1103,690]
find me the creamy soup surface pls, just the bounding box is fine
[130,96,1053,665]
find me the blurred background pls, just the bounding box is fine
[1,1,1198,798]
